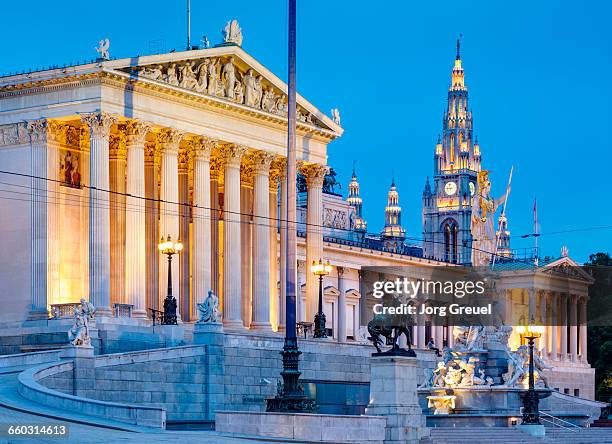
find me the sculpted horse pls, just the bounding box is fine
[367,312,415,356]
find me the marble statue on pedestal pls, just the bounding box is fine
[197,290,222,323]
[68,298,96,346]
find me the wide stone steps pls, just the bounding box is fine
[421,426,612,444]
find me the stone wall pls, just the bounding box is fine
[35,332,437,424]
[547,364,595,400]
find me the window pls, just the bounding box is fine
[564,388,570,395]
[443,219,458,263]
[574,389,580,397]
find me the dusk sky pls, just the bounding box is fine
[2,0,610,262]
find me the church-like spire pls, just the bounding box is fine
[382,177,405,242]
[347,165,366,232]
[496,214,513,259]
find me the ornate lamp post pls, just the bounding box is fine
[312,259,331,338]
[158,235,183,325]
[516,316,546,426]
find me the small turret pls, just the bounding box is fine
[346,165,367,232]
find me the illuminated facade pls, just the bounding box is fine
[423,39,481,264]
[380,177,406,252]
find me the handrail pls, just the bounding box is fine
[539,411,581,431]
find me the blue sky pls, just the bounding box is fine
[1,1,610,262]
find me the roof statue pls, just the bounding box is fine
[331,108,341,125]
[222,19,243,46]
[95,38,110,60]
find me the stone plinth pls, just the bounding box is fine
[193,322,224,346]
[366,355,429,443]
[215,411,386,443]
[59,345,95,396]
[155,324,185,346]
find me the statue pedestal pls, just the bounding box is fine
[193,322,224,346]
[484,341,510,385]
[155,324,185,347]
[60,345,95,397]
[366,355,429,443]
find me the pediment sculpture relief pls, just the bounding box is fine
[133,57,322,128]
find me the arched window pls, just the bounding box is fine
[442,219,458,263]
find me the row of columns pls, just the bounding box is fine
[527,289,587,363]
[28,112,331,332]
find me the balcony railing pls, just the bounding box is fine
[113,303,133,318]
[49,303,80,319]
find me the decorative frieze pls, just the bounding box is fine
[0,122,30,146]
[131,56,322,128]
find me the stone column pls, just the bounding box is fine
[550,292,558,361]
[210,156,221,296]
[178,147,191,321]
[124,120,150,318]
[538,290,548,357]
[221,144,246,329]
[109,131,127,306]
[559,294,568,361]
[569,294,578,361]
[144,141,160,312]
[528,288,536,324]
[250,152,275,331]
[337,266,347,343]
[303,164,327,321]
[240,164,253,328]
[579,297,588,363]
[278,161,288,331]
[81,111,118,316]
[417,313,426,349]
[157,128,184,320]
[27,119,50,319]
[434,325,444,350]
[269,166,280,331]
[191,137,214,318]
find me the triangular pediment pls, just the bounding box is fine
[108,45,341,134]
[540,256,595,283]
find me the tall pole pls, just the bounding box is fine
[186,0,191,50]
[267,0,315,412]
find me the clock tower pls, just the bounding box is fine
[423,39,482,264]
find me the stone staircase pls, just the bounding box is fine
[421,426,612,443]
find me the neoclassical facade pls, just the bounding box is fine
[0,33,595,399]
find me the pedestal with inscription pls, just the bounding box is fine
[366,355,429,443]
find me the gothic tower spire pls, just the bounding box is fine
[381,176,405,252]
[347,165,366,232]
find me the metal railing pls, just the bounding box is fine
[49,303,80,319]
[113,303,133,318]
[539,411,582,431]
[148,308,164,326]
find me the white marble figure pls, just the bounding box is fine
[503,345,528,387]
[453,325,485,351]
[166,64,179,86]
[194,60,209,93]
[179,62,198,90]
[222,19,243,46]
[95,38,110,60]
[243,69,258,107]
[207,61,219,96]
[223,57,237,99]
[142,64,163,81]
[471,170,509,266]
[331,108,341,125]
[197,290,222,323]
[427,395,456,415]
[68,298,96,346]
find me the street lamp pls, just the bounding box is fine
[158,235,183,325]
[311,259,332,338]
[516,316,546,426]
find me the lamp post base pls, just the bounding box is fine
[266,338,316,413]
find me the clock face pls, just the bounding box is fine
[444,181,457,196]
[469,182,475,196]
